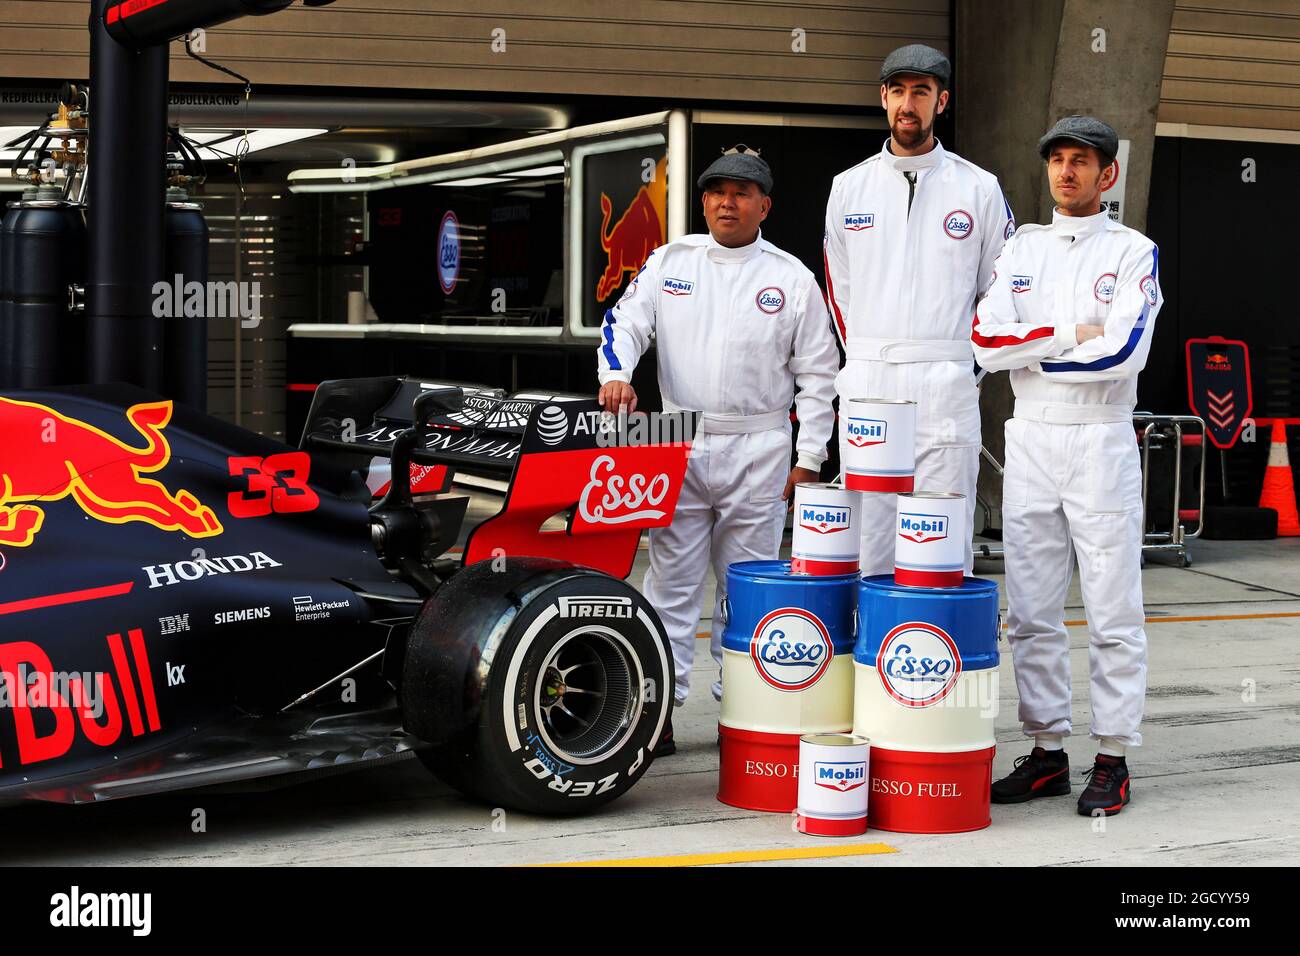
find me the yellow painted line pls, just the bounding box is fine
[697,610,1300,640]
[532,842,899,867]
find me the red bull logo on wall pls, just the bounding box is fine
[595,156,668,302]
[0,397,223,550]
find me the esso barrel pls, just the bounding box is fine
[853,575,1000,833]
[842,398,915,492]
[8,185,85,387]
[164,189,209,410]
[895,492,966,588]
[796,733,871,836]
[718,561,857,813]
[791,482,860,575]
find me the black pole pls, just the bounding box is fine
[86,0,167,390]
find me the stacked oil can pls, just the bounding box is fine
[718,398,1000,835]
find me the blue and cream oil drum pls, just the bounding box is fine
[853,574,1000,833]
[718,560,857,812]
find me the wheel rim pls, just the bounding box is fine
[533,626,644,765]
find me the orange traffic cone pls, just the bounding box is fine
[1259,420,1300,536]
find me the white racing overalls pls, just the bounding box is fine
[824,139,1012,575]
[971,208,1162,747]
[597,231,838,703]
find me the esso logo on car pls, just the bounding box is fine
[755,287,785,314]
[846,417,886,448]
[750,607,834,692]
[875,621,962,707]
[1094,273,1118,303]
[943,210,974,240]
[576,455,670,525]
[437,211,460,295]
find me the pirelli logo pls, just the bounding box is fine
[557,596,635,619]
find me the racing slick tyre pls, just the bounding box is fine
[400,557,673,815]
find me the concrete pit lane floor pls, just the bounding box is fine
[2,494,1297,866]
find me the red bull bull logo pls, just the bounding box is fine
[596,157,668,302]
[0,397,223,549]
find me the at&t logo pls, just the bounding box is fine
[535,405,569,445]
[876,621,961,707]
[846,417,886,448]
[898,512,948,543]
[750,607,833,692]
[815,761,866,792]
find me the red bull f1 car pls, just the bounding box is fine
[0,378,696,813]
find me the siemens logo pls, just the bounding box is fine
[214,606,270,625]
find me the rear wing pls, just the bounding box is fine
[302,376,699,578]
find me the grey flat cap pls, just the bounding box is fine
[1038,115,1119,163]
[880,44,951,87]
[697,149,773,194]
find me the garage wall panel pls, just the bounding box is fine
[0,0,948,107]
[1159,0,1300,131]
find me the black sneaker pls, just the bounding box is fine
[652,717,676,757]
[990,747,1071,803]
[1077,754,1131,816]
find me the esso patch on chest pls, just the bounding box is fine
[943,209,974,240]
[1094,273,1117,303]
[755,286,785,314]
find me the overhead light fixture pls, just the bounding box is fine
[502,164,566,177]
[435,176,515,187]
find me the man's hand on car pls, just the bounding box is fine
[598,381,638,413]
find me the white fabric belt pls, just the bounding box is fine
[1014,401,1132,425]
[662,402,788,435]
[846,337,972,363]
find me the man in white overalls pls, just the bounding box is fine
[598,148,838,754]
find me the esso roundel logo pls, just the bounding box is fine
[1094,273,1117,303]
[875,621,961,707]
[750,607,833,692]
[756,286,785,314]
[1140,274,1158,306]
[437,211,460,294]
[943,209,974,240]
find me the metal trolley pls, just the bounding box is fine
[973,413,1207,567]
[1135,413,1206,567]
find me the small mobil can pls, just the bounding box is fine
[791,482,861,575]
[894,492,966,588]
[841,398,916,492]
[796,734,871,836]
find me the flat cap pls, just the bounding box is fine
[1038,115,1119,163]
[697,148,773,194]
[880,44,951,87]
